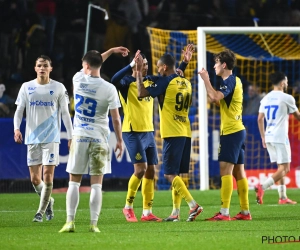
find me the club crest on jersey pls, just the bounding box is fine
[28,87,36,91]
[50,91,54,95]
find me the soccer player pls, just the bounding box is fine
[198,49,251,221]
[59,47,127,233]
[111,45,194,222]
[256,72,300,205]
[13,55,73,222]
[135,51,203,222]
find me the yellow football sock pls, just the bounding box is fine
[237,178,249,211]
[172,176,193,204]
[142,178,154,210]
[125,174,142,207]
[221,175,233,209]
[172,187,182,211]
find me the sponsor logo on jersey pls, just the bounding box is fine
[220,85,227,90]
[75,114,95,123]
[29,100,54,107]
[176,79,188,89]
[173,114,186,122]
[80,83,88,89]
[29,91,35,95]
[50,91,54,95]
[76,138,102,143]
[135,152,142,160]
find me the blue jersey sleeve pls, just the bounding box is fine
[144,75,170,98]
[218,75,236,98]
[111,64,132,89]
[178,61,188,72]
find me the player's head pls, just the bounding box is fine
[213,49,236,76]
[82,50,103,73]
[157,54,175,76]
[35,55,53,77]
[270,71,288,92]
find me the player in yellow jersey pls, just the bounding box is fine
[111,45,194,222]
[135,50,203,222]
[199,49,251,221]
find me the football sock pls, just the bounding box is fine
[66,181,80,223]
[90,184,102,226]
[220,175,233,214]
[33,181,44,196]
[278,185,287,199]
[262,177,274,190]
[37,182,53,215]
[171,187,181,216]
[172,176,196,209]
[237,178,249,212]
[125,174,142,209]
[142,178,154,216]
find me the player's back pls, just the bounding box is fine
[160,75,192,138]
[72,71,120,139]
[259,91,297,143]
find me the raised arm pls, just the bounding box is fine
[101,46,130,63]
[198,67,224,103]
[136,54,150,98]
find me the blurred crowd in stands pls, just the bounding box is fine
[1,0,300,117]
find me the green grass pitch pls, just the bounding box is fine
[1,189,300,250]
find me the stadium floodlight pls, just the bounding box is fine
[84,3,109,54]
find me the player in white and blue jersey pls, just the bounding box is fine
[14,55,73,222]
[256,71,300,205]
[59,47,128,233]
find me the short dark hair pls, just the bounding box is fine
[159,54,175,68]
[36,55,52,66]
[82,50,103,68]
[270,72,286,86]
[213,49,236,70]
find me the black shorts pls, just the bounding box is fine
[162,137,191,175]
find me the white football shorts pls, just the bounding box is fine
[67,135,111,175]
[266,142,291,164]
[27,142,60,166]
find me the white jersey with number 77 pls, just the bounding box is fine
[259,90,298,143]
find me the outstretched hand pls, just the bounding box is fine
[114,46,130,57]
[182,44,195,63]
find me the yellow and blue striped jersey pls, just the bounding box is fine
[218,75,245,135]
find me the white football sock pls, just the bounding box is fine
[90,184,102,226]
[262,177,274,190]
[66,181,80,223]
[37,182,53,215]
[278,185,287,199]
[33,181,44,196]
